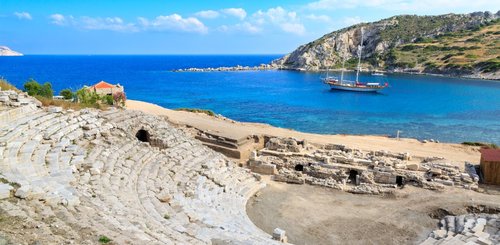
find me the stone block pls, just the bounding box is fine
[251,163,277,175]
[407,163,420,171]
[476,237,492,245]
[0,184,13,199]
[14,185,31,199]
[48,106,62,113]
[272,228,287,243]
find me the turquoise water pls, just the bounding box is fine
[1,55,499,144]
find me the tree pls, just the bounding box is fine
[59,89,74,100]
[39,82,53,98]
[23,79,53,98]
[23,79,42,96]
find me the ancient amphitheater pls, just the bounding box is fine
[1,89,499,245]
[0,90,277,244]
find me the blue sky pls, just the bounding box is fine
[1,0,498,54]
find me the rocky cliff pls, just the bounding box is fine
[272,11,499,79]
[0,46,23,56]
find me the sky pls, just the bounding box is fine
[0,0,499,54]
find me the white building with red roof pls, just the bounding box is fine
[87,81,124,96]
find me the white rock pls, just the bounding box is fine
[0,183,13,199]
[15,185,31,199]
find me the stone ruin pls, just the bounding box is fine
[423,213,499,244]
[0,89,284,244]
[249,137,481,195]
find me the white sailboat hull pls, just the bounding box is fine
[328,83,385,92]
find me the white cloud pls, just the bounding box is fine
[221,8,247,20]
[50,14,70,25]
[139,14,208,34]
[343,16,363,26]
[281,23,306,35]
[307,0,500,11]
[49,13,207,34]
[81,17,138,32]
[195,10,220,19]
[218,22,262,34]
[252,7,306,35]
[306,14,331,22]
[14,12,32,20]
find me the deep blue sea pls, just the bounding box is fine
[1,55,499,144]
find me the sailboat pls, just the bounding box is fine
[322,28,388,92]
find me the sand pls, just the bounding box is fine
[246,177,500,245]
[126,99,480,167]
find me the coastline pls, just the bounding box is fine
[172,65,500,81]
[126,99,481,167]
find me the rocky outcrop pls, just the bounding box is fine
[0,46,23,56]
[271,11,499,75]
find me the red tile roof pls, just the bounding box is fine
[480,148,500,162]
[93,81,114,89]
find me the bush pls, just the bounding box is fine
[76,88,100,106]
[176,108,216,117]
[24,79,42,96]
[112,91,126,107]
[23,79,53,98]
[98,235,112,244]
[59,89,74,100]
[104,94,113,105]
[462,142,498,149]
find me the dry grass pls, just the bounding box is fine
[35,96,109,110]
[0,79,21,92]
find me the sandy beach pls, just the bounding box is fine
[126,99,481,166]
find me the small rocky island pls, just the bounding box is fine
[0,46,23,56]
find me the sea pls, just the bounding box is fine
[1,55,499,144]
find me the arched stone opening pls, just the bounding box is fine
[294,164,304,172]
[349,170,358,184]
[136,129,151,143]
[396,176,405,187]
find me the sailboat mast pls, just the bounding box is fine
[340,54,345,83]
[355,28,364,83]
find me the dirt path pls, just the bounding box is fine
[246,179,500,245]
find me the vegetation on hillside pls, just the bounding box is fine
[387,19,500,74]
[276,12,499,77]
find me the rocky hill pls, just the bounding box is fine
[272,11,500,79]
[0,46,23,56]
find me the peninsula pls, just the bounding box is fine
[0,46,23,56]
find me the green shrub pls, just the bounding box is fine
[23,79,53,98]
[104,94,113,105]
[23,79,42,96]
[59,89,74,100]
[98,235,112,244]
[462,142,498,148]
[76,88,100,106]
[176,108,216,117]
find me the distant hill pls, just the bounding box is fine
[271,11,500,79]
[0,46,23,56]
